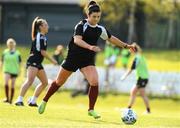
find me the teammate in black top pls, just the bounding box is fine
[27,32,48,69]
[15,17,57,107]
[38,1,136,119]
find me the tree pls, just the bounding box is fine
[101,0,134,43]
[143,0,180,48]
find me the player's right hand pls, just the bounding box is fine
[89,45,101,52]
[127,44,136,53]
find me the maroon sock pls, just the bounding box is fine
[147,107,150,113]
[88,86,99,111]
[43,81,60,102]
[10,88,15,103]
[5,85,9,101]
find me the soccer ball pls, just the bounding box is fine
[121,108,137,125]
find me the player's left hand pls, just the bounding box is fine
[89,45,101,52]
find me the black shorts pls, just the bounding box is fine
[61,56,95,72]
[136,77,148,88]
[4,72,18,78]
[26,61,44,70]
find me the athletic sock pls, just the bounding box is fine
[88,86,99,111]
[5,85,9,101]
[147,107,150,113]
[30,96,37,104]
[43,81,60,102]
[10,88,14,103]
[17,96,23,102]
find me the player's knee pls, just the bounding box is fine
[131,89,137,95]
[130,91,135,96]
[42,80,48,86]
[26,79,34,86]
[89,80,98,86]
[55,79,64,86]
[27,80,33,85]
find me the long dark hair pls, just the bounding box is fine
[31,17,45,41]
[87,1,101,15]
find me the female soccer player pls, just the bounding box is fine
[121,43,150,113]
[15,17,57,106]
[38,1,135,118]
[1,38,21,104]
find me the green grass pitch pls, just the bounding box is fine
[0,90,180,128]
[0,46,179,127]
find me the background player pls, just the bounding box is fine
[121,43,151,113]
[1,38,21,104]
[15,17,57,107]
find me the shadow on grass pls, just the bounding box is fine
[61,117,121,126]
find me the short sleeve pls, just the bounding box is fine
[100,26,111,40]
[74,22,83,36]
[36,33,47,51]
[40,38,47,50]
